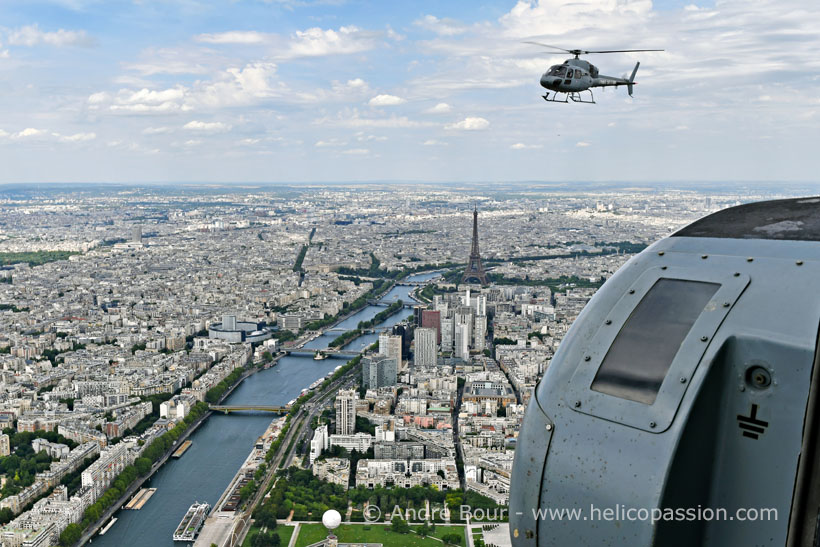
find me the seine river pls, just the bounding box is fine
[92,280,427,546]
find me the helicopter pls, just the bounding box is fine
[524,42,664,103]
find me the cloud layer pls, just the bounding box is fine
[0,0,818,183]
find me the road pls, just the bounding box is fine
[284,375,356,468]
[453,378,466,491]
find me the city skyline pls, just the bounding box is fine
[0,184,815,546]
[0,0,818,184]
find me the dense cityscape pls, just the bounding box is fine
[0,183,798,547]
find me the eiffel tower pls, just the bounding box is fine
[462,206,488,285]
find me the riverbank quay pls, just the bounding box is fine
[75,365,265,545]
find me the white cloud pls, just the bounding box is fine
[576,141,591,147]
[415,15,470,36]
[106,140,159,154]
[7,24,94,47]
[348,116,424,128]
[183,120,232,132]
[123,47,224,76]
[318,111,433,129]
[368,94,406,107]
[425,103,451,114]
[103,86,187,113]
[195,31,270,45]
[195,25,391,60]
[445,117,490,131]
[143,126,173,135]
[326,78,372,99]
[87,92,109,105]
[355,133,387,142]
[12,128,46,139]
[344,78,368,89]
[190,62,281,108]
[56,132,96,142]
[341,148,370,155]
[499,0,652,39]
[510,142,542,149]
[90,62,284,113]
[171,139,203,148]
[3,128,94,143]
[423,139,448,146]
[284,26,381,58]
[315,138,347,147]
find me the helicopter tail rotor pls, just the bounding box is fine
[627,62,640,96]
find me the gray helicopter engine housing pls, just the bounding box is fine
[509,197,820,546]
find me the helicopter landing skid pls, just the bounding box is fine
[542,90,595,104]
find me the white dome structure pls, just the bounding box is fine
[322,509,342,531]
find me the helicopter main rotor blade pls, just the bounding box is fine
[522,42,664,55]
[584,49,665,54]
[521,41,573,53]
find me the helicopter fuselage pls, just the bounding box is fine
[540,58,634,94]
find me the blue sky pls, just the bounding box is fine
[0,0,817,183]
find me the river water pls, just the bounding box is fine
[93,283,417,546]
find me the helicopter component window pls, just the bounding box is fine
[575,69,582,78]
[590,279,720,404]
[548,66,565,76]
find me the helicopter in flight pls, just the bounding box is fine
[524,42,664,103]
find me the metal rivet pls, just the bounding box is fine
[723,302,731,308]
[747,257,754,262]
[700,336,708,342]
[604,319,612,325]
[658,251,665,256]
[574,400,581,408]
[628,289,635,294]
[649,421,656,428]
[584,355,591,361]
[545,424,553,431]
[701,255,708,259]
[797,260,804,266]
[680,377,687,383]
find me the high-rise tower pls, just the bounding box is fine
[461,206,488,285]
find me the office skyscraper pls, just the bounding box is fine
[441,316,454,353]
[362,355,398,389]
[455,323,471,361]
[414,327,437,367]
[379,332,403,369]
[335,389,357,435]
[421,310,442,344]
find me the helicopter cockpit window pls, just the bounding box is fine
[575,69,582,78]
[590,278,720,405]
[549,66,565,76]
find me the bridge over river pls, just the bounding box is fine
[283,348,360,357]
[209,404,290,414]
